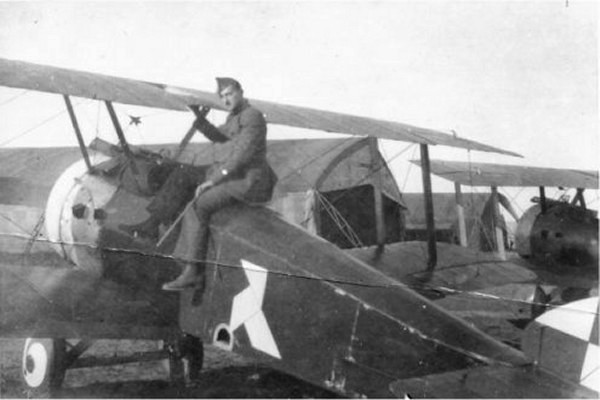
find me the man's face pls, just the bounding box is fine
[219,85,244,111]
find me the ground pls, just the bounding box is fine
[0,339,339,398]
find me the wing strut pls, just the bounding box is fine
[105,101,138,174]
[63,95,92,172]
[173,106,211,161]
[368,138,386,253]
[490,186,506,260]
[419,144,437,270]
[539,186,547,214]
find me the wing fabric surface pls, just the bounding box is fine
[0,57,519,156]
[170,86,521,156]
[413,159,598,189]
[0,57,187,110]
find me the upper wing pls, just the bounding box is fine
[0,57,519,156]
[412,159,599,189]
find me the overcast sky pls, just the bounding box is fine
[0,0,597,209]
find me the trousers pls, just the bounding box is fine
[172,183,239,264]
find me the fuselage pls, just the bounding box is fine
[41,152,530,397]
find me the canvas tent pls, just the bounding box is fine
[263,138,406,248]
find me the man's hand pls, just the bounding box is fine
[191,106,212,131]
[195,180,214,197]
[199,105,211,116]
[189,104,211,116]
[193,113,212,132]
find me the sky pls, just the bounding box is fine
[0,0,597,213]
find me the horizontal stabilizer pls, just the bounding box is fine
[412,159,598,189]
[0,57,519,156]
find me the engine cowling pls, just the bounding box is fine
[515,202,598,269]
[44,155,115,276]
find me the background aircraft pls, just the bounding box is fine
[418,160,597,264]
[416,160,598,295]
[378,159,596,345]
[0,57,597,398]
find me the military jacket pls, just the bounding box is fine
[198,100,277,203]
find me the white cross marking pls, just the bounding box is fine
[536,297,598,341]
[580,344,599,392]
[229,259,281,359]
[535,296,599,389]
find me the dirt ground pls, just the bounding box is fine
[0,339,338,398]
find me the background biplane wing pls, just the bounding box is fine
[411,159,599,189]
[0,57,520,156]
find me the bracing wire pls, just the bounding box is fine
[0,107,69,148]
[316,192,364,248]
[0,89,28,107]
[400,145,418,193]
[0,213,33,235]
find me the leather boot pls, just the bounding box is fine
[119,216,160,240]
[162,263,203,291]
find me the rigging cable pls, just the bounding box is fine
[400,145,418,194]
[0,89,28,107]
[316,191,364,248]
[0,107,69,148]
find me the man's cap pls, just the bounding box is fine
[216,77,242,93]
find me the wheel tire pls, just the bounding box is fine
[22,338,67,397]
[181,335,204,381]
[164,340,185,390]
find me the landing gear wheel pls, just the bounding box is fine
[181,334,204,381]
[164,340,185,391]
[164,334,204,390]
[22,338,67,397]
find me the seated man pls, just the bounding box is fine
[121,77,277,290]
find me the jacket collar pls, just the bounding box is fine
[230,99,250,116]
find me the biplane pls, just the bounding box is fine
[351,161,598,347]
[418,160,598,266]
[413,160,598,297]
[0,57,597,398]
